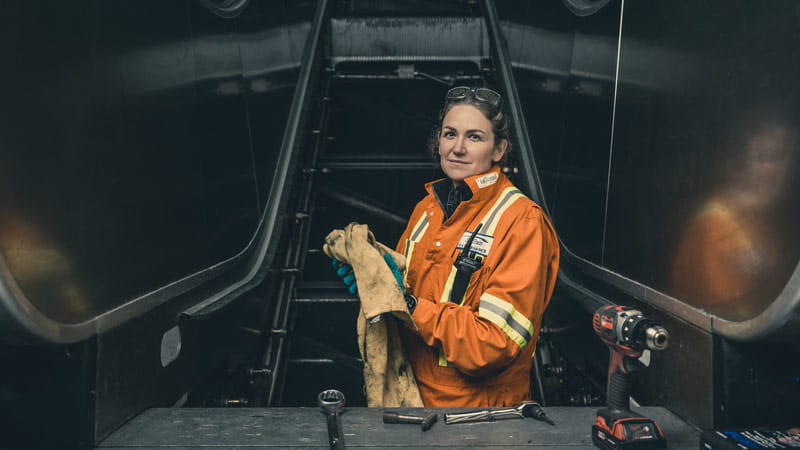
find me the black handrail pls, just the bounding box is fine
[181,0,332,318]
[482,0,549,213]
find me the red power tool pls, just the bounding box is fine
[591,305,670,450]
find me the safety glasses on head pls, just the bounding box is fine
[445,86,503,109]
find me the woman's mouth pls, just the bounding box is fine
[447,159,470,165]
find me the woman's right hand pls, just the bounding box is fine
[332,258,358,294]
[332,254,405,295]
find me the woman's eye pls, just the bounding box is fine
[469,134,483,141]
[442,131,456,138]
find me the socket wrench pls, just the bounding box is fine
[318,389,346,449]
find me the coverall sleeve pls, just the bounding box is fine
[395,201,428,262]
[409,206,557,378]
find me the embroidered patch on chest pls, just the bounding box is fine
[456,231,494,257]
[475,172,499,188]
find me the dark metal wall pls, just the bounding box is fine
[499,0,800,429]
[607,1,800,322]
[2,0,800,442]
[0,0,317,446]
[500,0,800,323]
[0,0,311,325]
[500,0,618,265]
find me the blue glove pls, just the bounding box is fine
[332,258,358,294]
[332,255,404,295]
[383,253,405,294]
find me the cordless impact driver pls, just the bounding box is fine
[591,305,670,450]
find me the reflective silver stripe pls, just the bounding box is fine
[482,188,523,234]
[410,215,429,242]
[479,293,534,349]
[403,239,413,286]
[404,213,429,285]
[439,266,458,303]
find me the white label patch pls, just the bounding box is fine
[475,172,499,188]
[456,232,494,257]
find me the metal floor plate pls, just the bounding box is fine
[99,406,699,448]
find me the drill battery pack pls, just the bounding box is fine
[592,417,667,450]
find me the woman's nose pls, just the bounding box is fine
[452,136,467,154]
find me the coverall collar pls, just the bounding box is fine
[426,165,506,217]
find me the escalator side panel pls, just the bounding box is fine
[0,0,309,344]
[500,0,800,429]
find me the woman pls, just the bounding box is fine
[396,86,560,407]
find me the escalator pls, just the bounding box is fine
[2,0,559,446]
[3,0,800,448]
[245,0,551,409]
[98,0,688,445]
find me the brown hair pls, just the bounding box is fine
[428,94,512,163]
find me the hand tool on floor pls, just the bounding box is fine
[383,411,438,431]
[318,389,346,450]
[591,305,669,450]
[444,401,555,425]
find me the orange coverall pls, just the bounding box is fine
[396,165,560,407]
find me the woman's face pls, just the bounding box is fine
[438,104,507,184]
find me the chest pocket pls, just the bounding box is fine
[435,188,526,369]
[437,187,526,306]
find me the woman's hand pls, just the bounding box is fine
[331,258,358,294]
[382,253,405,294]
[331,253,405,295]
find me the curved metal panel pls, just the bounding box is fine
[500,0,800,340]
[711,265,800,341]
[562,0,614,17]
[0,0,316,344]
[605,0,800,331]
[198,0,252,19]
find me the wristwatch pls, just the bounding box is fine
[404,293,418,314]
